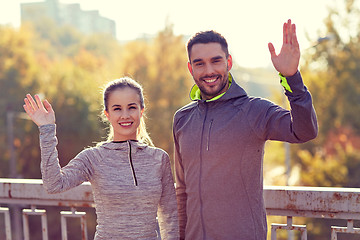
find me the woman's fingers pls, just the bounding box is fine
[43,99,54,113]
[34,94,46,111]
[25,94,48,112]
[24,96,35,114]
[23,94,55,126]
[25,94,37,111]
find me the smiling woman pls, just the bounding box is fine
[102,78,148,144]
[23,76,179,239]
[104,90,142,141]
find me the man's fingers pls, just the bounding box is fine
[291,24,299,47]
[283,22,287,44]
[285,19,298,46]
[284,19,295,45]
[268,42,276,57]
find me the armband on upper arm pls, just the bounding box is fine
[279,73,293,93]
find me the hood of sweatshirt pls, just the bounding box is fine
[189,72,248,102]
[99,140,148,153]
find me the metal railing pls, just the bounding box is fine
[265,186,360,239]
[1,178,360,239]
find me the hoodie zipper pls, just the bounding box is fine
[127,141,138,186]
[199,103,208,239]
[206,119,213,151]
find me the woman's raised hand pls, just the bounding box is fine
[23,94,56,126]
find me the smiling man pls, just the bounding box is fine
[172,19,318,240]
[187,42,232,100]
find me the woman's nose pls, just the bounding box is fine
[120,110,130,119]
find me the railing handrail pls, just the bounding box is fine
[1,178,360,239]
[0,178,94,207]
[264,185,360,213]
[1,178,360,216]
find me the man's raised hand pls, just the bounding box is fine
[268,19,300,77]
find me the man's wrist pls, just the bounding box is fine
[279,73,293,93]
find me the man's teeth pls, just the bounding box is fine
[205,78,217,83]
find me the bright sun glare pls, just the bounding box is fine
[0,0,338,68]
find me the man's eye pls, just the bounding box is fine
[195,62,203,66]
[114,108,121,111]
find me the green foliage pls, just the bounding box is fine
[0,16,192,180]
[1,14,193,239]
[119,24,192,160]
[0,25,39,177]
[298,0,360,188]
[301,0,360,136]
[263,141,287,185]
[291,0,360,238]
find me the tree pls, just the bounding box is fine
[291,0,360,239]
[298,0,360,188]
[0,25,40,177]
[119,24,193,161]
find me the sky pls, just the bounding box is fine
[0,0,341,68]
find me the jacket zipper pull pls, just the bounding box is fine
[128,141,138,186]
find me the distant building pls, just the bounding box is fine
[21,0,116,38]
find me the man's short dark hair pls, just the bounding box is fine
[187,30,229,61]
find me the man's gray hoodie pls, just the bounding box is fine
[173,71,318,240]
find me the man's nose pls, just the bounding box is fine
[204,63,215,75]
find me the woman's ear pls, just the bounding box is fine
[104,110,110,121]
[140,108,144,117]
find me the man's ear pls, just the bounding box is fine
[187,62,193,75]
[227,54,233,71]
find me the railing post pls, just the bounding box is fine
[271,216,307,240]
[11,205,23,240]
[287,216,294,240]
[271,225,277,240]
[60,207,88,240]
[0,207,12,240]
[331,219,360,239]
[22,205,48,240]
[331,227,338,240]
[61,210,68,240]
